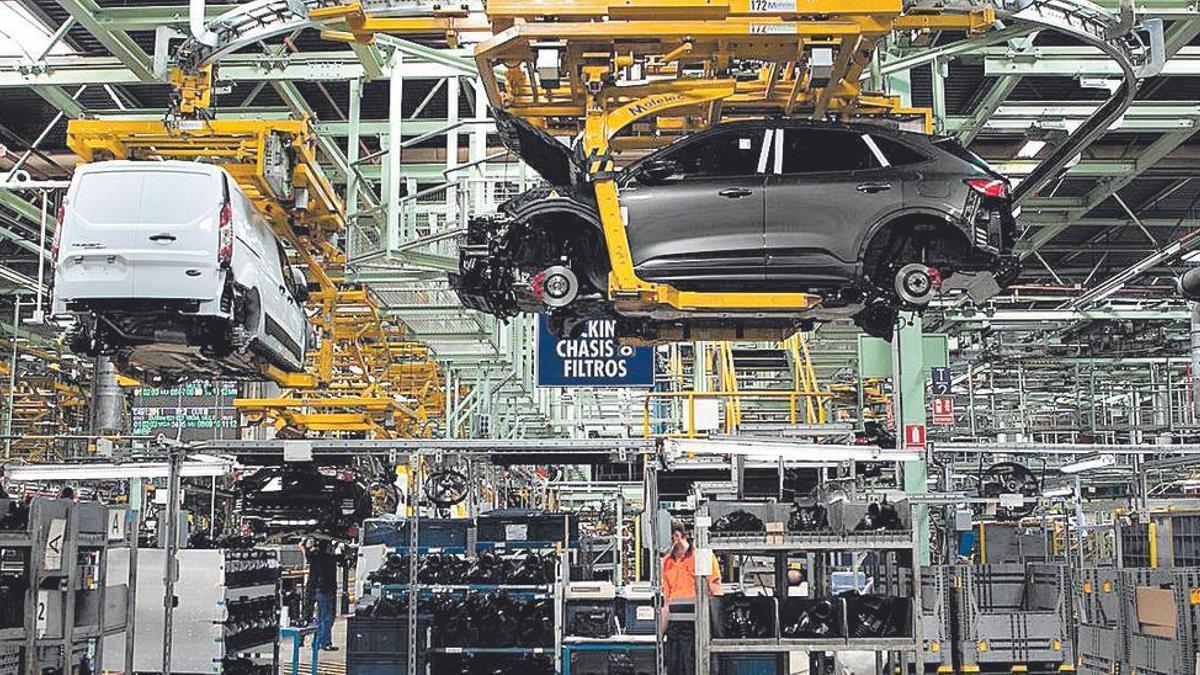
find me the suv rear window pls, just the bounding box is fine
[871,136,929,166]
[74,170,219,226]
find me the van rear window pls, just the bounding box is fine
[74,170,219,226]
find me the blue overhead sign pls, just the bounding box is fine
[536,315,655,387]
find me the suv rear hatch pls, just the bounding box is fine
[58,163,223,302]
[493,108,585,189]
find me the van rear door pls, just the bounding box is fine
[123,167,223,300]
[58,168,140,300]
[62,166,223,302]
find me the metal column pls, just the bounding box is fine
[894,313,930,564]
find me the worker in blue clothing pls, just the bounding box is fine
[305,537,341,651]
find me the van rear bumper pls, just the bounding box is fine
[51,296,227,318]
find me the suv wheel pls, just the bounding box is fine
[895,263,939,308]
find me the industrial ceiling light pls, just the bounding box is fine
[1016,139,1046,158]
[1042,486,1073,498]
[1059,453,1117,474]
[534,45,563,89]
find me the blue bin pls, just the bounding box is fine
[717,655,779,675]
[361,518,469,548]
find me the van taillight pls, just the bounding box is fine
[218,203,233,267]
[965,178,1009,199]
[51,203,64,262]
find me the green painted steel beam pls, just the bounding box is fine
[944,102,1200,134]
[55,0,155,81]
[983,46,1200,76]
[94,4,237,30]
[0,192,52,261]
[991,159,1139,177]
[941,309,1192,323]
[1017,126,1199,257]
[0,53,466,87]
[372,36,476,76]
[957,75,1020,146]
[350,42,387,81]
[32,85,87,118]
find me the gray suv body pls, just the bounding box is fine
[452,112,1018,339]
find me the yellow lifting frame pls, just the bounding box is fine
[583,82,821,312]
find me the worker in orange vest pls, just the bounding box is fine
[662,519,722,675]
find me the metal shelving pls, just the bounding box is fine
[0,497,126,675]
[695,498,923,675]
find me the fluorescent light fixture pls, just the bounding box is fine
[1182,250,1200,263]
[1017,139,1047,158]
[6,460,232,481]
[1043,486,1073,498]
[1060,454,1116,474]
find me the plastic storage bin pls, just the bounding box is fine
[361,518,470,548]
[476,509,579,544]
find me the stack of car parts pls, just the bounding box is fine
[780,598,841,639]
[711,594,777,639]
[368,550,558,586]
[223,549,278,587]
[788,502,829,532]
[855,500,905,531]
[429,591,554,648]
[843,592,911,638]
[429,654,555,675]
[711,510,766,534]
[223,595,281,652]
[220,656,273,675]
[0,499,29,531]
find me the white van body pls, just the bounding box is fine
[52,160,310,381]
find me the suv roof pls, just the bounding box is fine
[493,108,947,188]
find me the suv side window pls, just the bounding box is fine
[781,129,878,173]
[870,135,929,166]
[666,129,765,177]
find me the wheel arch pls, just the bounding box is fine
[511,196,610,288]
[855,207,972,279]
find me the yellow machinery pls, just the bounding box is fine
[155,0,997,330]
[307,0,994,321]
[65,118,446,437]
[113,0,998,436]
[0,338,89,461]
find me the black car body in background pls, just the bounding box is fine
[452,112,1019,339]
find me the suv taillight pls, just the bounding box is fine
[965,178,1009,199]
[51,202,64,263]
[217,202,233,267]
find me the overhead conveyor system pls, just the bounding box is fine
[163,0,1164,330]
[64,118,447,437]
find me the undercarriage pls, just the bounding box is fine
[451,208,1016,342]
[64,302,260,385]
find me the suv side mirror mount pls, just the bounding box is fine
[638,158,678,184]
[289,266,310,303]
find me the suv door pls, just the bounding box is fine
[622,127,769,287]
[763,128,901,287]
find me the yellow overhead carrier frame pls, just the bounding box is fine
[65,118,445,437]
[311,0,994,316]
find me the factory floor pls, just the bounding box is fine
[290,615,347,674]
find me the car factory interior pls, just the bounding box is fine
[7,0,1200,673]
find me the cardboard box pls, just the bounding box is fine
[1136,585,1177,638]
